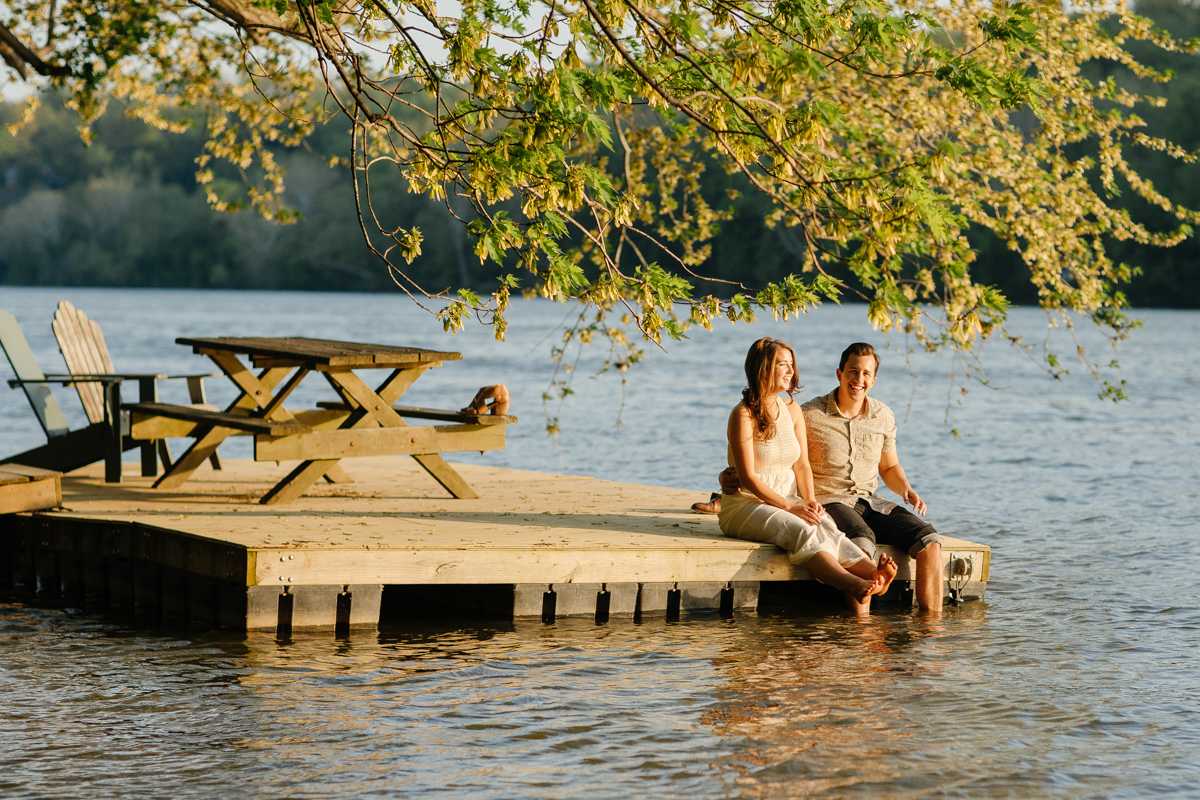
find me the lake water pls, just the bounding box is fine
[1,286,1198,798]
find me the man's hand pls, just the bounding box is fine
[718,467,740,495]
[902,487,926,516]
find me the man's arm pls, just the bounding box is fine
[878,450,926,515]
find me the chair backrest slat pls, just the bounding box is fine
[53,301,114,424]
[0,310,71,439]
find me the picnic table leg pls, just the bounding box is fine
[187,376,222,471]
[323,464,354,484]
[156,440,173,472]
[155,366,292,490]
[261,460,341,505]
[412,454,479,500]
[153,425,235,489]
[258,369,422,503]
[322,369,482,500]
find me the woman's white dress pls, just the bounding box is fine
[717,396,867,567]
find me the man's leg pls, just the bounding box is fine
[914,541,943,613]
[822,502,877,559]
[861,506,943,612]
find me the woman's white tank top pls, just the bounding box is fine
[727,396,801,497]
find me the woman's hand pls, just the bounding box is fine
[789,500,823,526]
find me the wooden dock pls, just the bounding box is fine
[0,464,61,515]
[0,457,990,631]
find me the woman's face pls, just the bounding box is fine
[771,349,795,393]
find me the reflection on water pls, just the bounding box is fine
[4,595,1197,799]
[2,288,1200,798]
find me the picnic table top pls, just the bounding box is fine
[176,337,462,368]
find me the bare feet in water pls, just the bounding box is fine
[850,571,889,604]
[876,553,898,595]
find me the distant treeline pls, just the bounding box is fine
[1,0,1198,306]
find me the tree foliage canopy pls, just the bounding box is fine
[1,0,1196,395]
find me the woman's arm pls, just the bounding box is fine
[728,403,820,524]
[789,401,823,517]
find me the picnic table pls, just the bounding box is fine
[124,337,515,505]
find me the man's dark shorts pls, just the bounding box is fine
[823,499,940,557]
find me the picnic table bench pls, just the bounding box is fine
[129,337,514,505]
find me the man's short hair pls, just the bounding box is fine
[838,342,880,371]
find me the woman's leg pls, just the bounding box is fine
[804,552,888,614]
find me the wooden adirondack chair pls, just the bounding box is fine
[51,301,221,477]
[1,308,136,481]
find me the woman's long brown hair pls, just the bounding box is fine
[742,338,800,440]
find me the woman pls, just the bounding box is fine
[719,338,896,612]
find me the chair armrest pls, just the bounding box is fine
[42,372,165,380]
[159,372,221,380]
[10,376,129,387]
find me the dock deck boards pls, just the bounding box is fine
[0,464,61,515]
[42,457,987,584]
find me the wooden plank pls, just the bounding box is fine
[52,302,108,425]
[0,473,61,514]
[131,414,221,439]
[133,413,332,439]
[179,337,460,366]
[125,402,310,435]
[317,401,516,425]
[249,546,793,586]
[0,463,61,480]
[0,470,32,487]
[254,424,505,461]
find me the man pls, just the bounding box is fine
[707,342,944,612]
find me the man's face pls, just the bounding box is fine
[836,354,878,405]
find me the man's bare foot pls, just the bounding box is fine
[462,385,511,416]
[876,554,898,595]
[691,492,721,515]
[850,572,888,604]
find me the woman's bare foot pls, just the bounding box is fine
[849,572,888,605]
[876,554,898,595]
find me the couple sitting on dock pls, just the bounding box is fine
[702,339,943,614]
